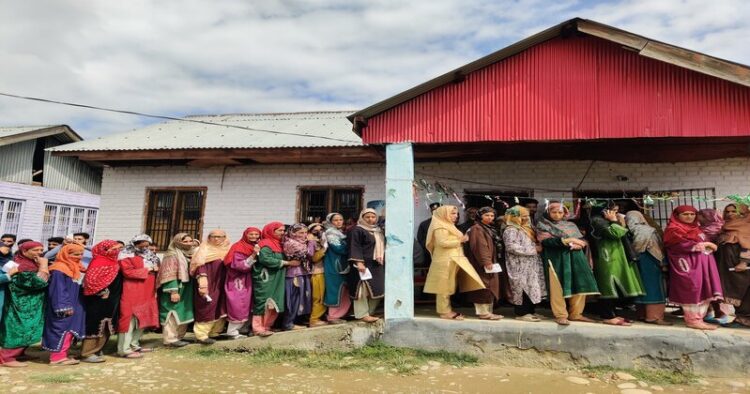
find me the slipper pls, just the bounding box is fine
[327,319,346,325]
[1,361,28,368]
[256,331,274,337]
[569,316,597,323]
[50,358,79,366]
[602,317,631,326]
[687,322,718,330]
[514,314,540,322]
[479,313,503,320]
[554,317,570,326]
[132,347,153,353]
[440,312,464,321]
[361,316,380,323]
[644,319,673,326]
[309,321,328,327]
[122,352,143,359]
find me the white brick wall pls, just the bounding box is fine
[97,158,750,243]
[0,181,101,242]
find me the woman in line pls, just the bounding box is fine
[323,213,351,324]
[625,211,671,325]
[698,208,731,325]
[42,244,86,365]
[503,206,547,322]
[589,204,645,326]
[224,227,260,338]
[190,229,230,344]
[663,205,724,330]
[80,240,123,363]
[308,223,328,327]
[117,235,159,358]
[465,207,502,320]
[0,241,49,367]
[348,208,387,322]
[252,222,299,336]
[282,224,314,330]
[716,204,750,327]
[158,233,198,347]
[537,202,600,326]
[424,205,485,320]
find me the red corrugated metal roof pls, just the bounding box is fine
[359,32,750,144]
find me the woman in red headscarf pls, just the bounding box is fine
[251,222,300,336]
[80,240,123,363]
[663,205,724,330]
[224,227,261,339]
[0,241,49,367]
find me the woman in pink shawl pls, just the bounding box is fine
[663,205,723,330]
[223,227,260,339]
[282,224,315,331]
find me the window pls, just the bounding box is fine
[0,198,24,235]
[299,187,363,223]
[42,203,98,241]
[463,190,531,215]
[144,188,206,250]
[649,188,716,228]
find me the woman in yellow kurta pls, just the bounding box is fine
[424,205,486,320]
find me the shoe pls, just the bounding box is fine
[198,338,216,345]
[81,355,106,363]
[165,340,189,348]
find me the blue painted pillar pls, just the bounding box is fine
[384,142,415,321]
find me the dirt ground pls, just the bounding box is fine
[3,333,749,394]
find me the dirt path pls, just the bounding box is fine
[3,334,748,393]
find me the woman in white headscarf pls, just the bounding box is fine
[347,209,385,323]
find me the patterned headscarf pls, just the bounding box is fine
[324,213,346,246]
[84,239,121,296]
[697,208,724,243]
[15,241,44,272]
[119,234,160,268]
[625,211,664,261]
[536,202,584,241]
[504,205,536,241]
[158,233,197,284]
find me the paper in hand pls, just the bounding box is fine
[2,261,18,273]
[359,268,373,280]
[484,263,502,274]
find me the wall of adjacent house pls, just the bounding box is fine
[95,158,750,244]
[0,180,101,242]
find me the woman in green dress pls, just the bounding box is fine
[536,202,600,326]
[158,233,198,347]
[589,204,645,326]
[252,222,301,337]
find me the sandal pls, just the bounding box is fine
[327,319,346,325]
[479,313,503,320]
[514,314,540,322]
[569,316,597,323]
[122,352,143,359]
[132,347,153,353]
[644,319,673,326]
[687,321,718,330]
[1,361,28,368]
[309,321,328,327]
[256,331,274,337]
[50,358,79,366]
[554,317,570,326]
[602,317,632,326]
[361,316,380,323]
[439,312,464,321]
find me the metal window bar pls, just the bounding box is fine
[2,200,23,235]
[84,209,98,239]
[174,191,203,246]
[300,190,329,223]
[42,204,58,241]
[649,188,717,228]
[333,189,362,222]
[146,191,176,252]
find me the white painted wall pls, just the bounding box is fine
[0,180,101,242]
[96,158,750,243]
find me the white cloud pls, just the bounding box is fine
[0,0,747,138]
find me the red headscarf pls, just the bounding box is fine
[224,227,261,265]
[257,222,284,253]
[49,243,85,280]
[83,240,121,296]
[663,205,704,247]
[15,241,44,272]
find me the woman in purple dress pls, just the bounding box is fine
[43,244,86,365]
[282,224,315,330]
[663,205,723,330]
[224,227,260,339]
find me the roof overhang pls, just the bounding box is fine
[349,17,750,134]
[0,125,82,147]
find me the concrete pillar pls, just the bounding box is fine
[384,143,415,321]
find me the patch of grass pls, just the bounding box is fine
[28,372,79,384]
[581,365,699,385]
[191,341,479,374]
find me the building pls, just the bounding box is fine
[0,125,101,243]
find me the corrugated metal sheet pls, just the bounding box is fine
[50,111,361,152]
[0,125,81,147]
[43,139,102,194]
[362,35,750,144]
[0,139,35,184]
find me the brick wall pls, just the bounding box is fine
[97,158,750,243]
[0,181,101,242]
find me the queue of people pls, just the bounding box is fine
[0,209,384,367]
[419,201,750,331]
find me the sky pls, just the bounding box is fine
[1,0,749,139]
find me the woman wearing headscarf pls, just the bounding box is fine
[117,234,159,358]
[625,211,670,325]
[80,240,123,363]
[664,205,723,330]
[323,213,350,324]
[503,206,547,322]
[589,203,645,326]
[190,229,230,344]
[224,227,260,338]
[716,204,750,327]
[42,243,86,365]
[464,207,502,320]
[307,223,328,327]
[158,233,198,347]
[0,241,49,367]
[537,202,599,326]
[424,205,485,320]
[253,222,298,336]
[281,223,314,330]
[347,208,387,323]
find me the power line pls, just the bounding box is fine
[0,92,361,144]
